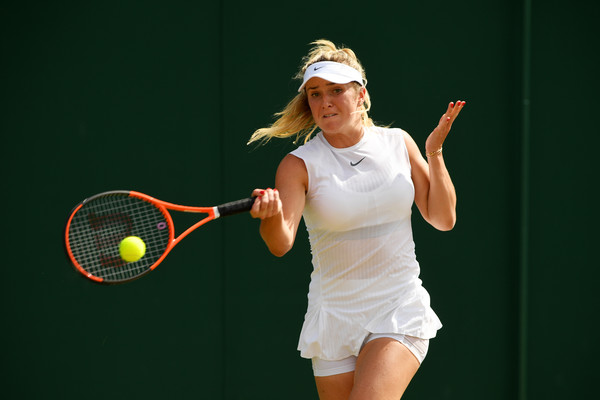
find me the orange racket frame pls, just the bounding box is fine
[65,190,254,284]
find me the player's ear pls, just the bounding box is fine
[357,86,366,106]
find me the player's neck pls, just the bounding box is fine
[322,125,364,149]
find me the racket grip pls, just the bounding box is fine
[217,197,255,217]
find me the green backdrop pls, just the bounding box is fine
[1,1,597,399]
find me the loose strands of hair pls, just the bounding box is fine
[248,91,317,146]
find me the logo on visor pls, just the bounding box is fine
[314,65,325,71]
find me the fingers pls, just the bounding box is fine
[250,188,282,220]
[438,100,466,128]
[426,100,466,153]
[446,100,466,121]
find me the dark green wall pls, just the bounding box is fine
[1,1,597,399]
[527,1,599,398]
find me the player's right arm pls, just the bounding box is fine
[250,154,307,257]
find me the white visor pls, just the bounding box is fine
[298,61,365,92]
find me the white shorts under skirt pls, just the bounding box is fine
[311,333,430,377]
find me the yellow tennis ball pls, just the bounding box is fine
[119,236,146,262]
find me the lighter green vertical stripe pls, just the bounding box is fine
[519,0,532,399]
[218,1,227,399]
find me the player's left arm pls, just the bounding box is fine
[405,101,465,231]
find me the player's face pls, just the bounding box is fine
[305,77,365,138]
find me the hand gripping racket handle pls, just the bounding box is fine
[216,197,255,218]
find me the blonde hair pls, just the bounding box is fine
[248,39,373,145]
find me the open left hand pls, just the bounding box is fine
[425,100,466,155]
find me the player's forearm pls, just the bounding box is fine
[259,212,295,257]
[426,155,457,231]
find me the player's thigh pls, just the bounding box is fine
[315,371,354,400]
[351,337,420,400]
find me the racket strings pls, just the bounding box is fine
[68,194,172,282]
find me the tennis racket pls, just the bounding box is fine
[64,190,255,284]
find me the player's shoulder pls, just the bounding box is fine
[370,125,408,136]
[370,125,412,147]
[290,132,326,159]
[277,153,308,189]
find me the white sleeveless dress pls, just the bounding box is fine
[290,126,442,361]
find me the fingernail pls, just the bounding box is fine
[260,190,265,195]
[274,188,278,192]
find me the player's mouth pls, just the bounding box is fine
[323,113,337,118]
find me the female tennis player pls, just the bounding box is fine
[248,39,465,399]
